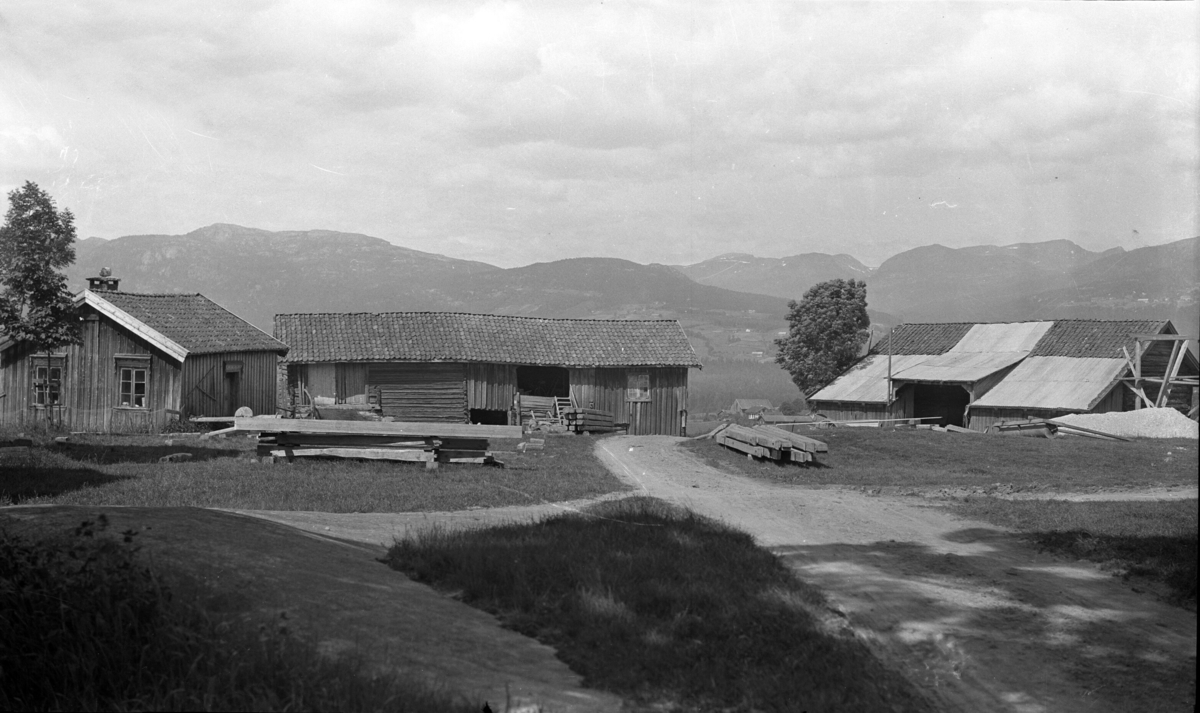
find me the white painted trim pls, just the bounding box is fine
[77,291,189,363]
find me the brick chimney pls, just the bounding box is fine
[87,267,120,292]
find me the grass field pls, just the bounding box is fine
[385,496,931,713]
[681,426,1199,491]
[951,498,1198,609]
[0,432,629,512]
[0,514,474,712]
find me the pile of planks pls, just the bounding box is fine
[706,423,827,464]
[217,417,522,467]
[561,407,618,433]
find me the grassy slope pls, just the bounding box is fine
[1,433,629,512]
[0,515,474,712]
[680,427,1199,491]
[385,497,930,713]
[952,498,1198,609]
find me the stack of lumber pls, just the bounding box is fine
[562,407,617,433]
[220,417,521,466]
[712,423,827,464]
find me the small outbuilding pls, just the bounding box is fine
[0,274,288,432]
[727,398,775,416]
[274,312,702,435]
[808,319,1197,429]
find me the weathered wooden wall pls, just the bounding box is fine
[569,366,688,436]
[369,363,467,422]
[466,363,517,412]
[180,351,280,418]
[0,311,180,432]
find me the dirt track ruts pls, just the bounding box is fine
[594,436,1197,713]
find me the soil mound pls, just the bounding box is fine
[1054,408,1198,439]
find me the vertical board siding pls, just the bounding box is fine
[0,311,181,432]
[466,363,517,411]
[569,366,688,435]
[180,351,279,418]
[369,362,467,422]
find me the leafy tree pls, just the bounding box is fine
[774,279,869,396]
[0,182,80,416]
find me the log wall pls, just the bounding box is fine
[369,363,467,422]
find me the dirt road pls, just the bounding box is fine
[595,436,1196,713]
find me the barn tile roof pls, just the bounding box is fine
[1026,319,1169,358]
[97,292,288,355]
[275,312,702,368]
[871,323,974,355]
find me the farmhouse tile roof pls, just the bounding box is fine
[275,312,702,368]
[870,323,974,356]
[97,292,288,355]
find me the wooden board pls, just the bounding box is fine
[752,424,828,453]
[716,433,766,458]
[234,417,521,439]
[268,447,435,462]
[789,449,813,464]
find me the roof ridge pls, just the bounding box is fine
[275,311,683,323]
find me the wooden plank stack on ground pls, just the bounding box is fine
[712,424,827,465]
[562,407,620,433]
[225,417,519,467]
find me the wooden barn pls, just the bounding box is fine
[0,274,288,432]
[274,312,702,435]
[808,319,1197,430]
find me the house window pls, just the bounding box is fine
[119,367,147,407]
[116,355,151,408]
[626,372,650,402]
[32,357,65,406]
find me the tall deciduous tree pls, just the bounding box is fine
[0,182,81,411]
[774,279,870,396]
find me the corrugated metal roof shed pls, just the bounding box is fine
[891,351,1028,383]
[971,357,1126,410]
[948,321,1053,353]
[809,354,927,403]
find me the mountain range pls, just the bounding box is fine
[67,225,1198,365]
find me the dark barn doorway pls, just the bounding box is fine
[911,383,970,427]
[517,365,569,397]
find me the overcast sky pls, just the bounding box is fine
[2,1,1196,268]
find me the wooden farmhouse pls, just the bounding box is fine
[0,274,288,432]
[727,399,776,415]
[274,312,702,435]
[808,319,1198,430]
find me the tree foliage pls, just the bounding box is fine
[0,181,80,351]
[774,279,870,396]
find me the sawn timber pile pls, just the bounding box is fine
[228,417,521,467]
[713,424,828,465]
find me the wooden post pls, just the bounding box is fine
[886,326,894,411]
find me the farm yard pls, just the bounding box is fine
[2,421,1197,712]
[0,429,628,512]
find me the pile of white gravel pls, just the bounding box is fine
[1052,408,1199,439]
